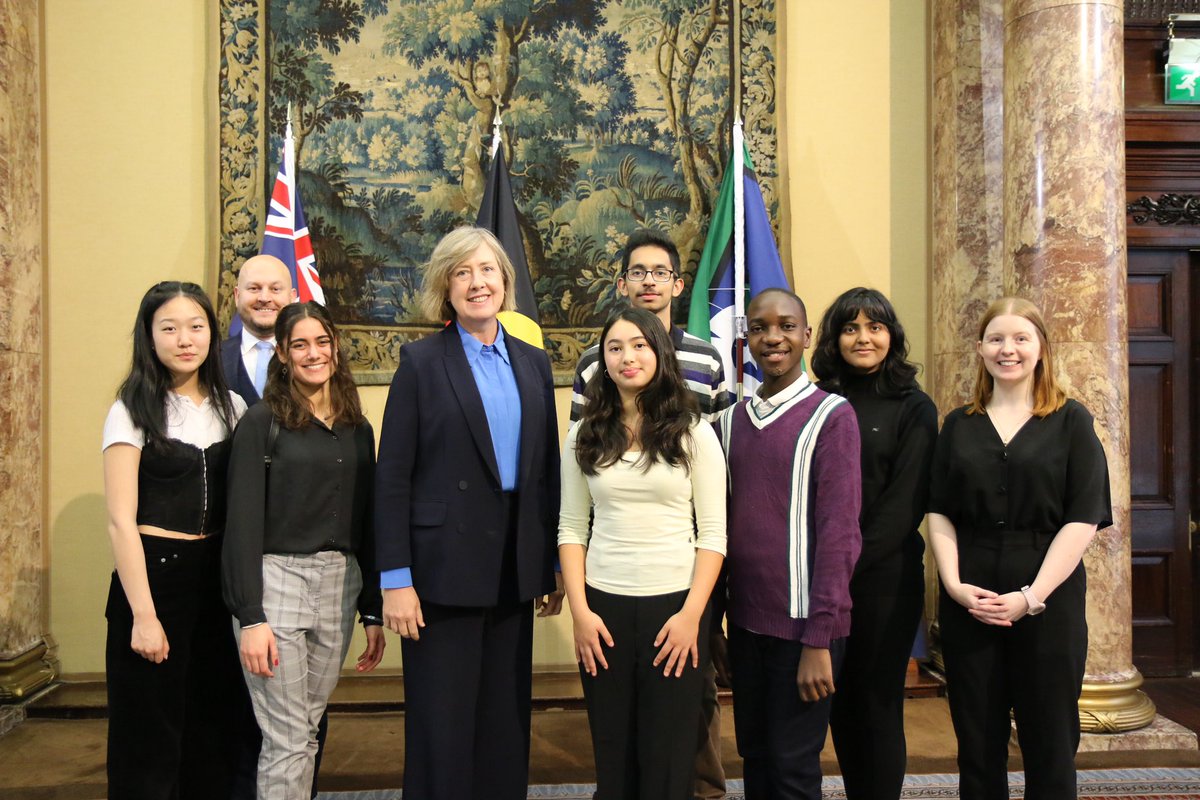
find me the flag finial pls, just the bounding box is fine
[491,96,504,159]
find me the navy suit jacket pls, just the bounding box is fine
[374,324,560,606]
[221,336,261,407]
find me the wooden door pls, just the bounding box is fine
[1127,247,1195,676]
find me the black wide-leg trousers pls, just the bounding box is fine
[940,531,1087,800]
[581,586,709,800]
[400,598,535,800]
[105,534,257,800]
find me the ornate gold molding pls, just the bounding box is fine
[1079,673,1157,733]
[0,637,59,704]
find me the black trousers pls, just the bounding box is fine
[105,534,257,800]
[400,599,535,800]
[729,626,846,800]
[830,571,923,800]
[940,531,1087,800]
[581,586,709,800]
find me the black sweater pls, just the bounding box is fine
[823,373,938,595]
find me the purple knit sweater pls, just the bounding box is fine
[720,384,862,647]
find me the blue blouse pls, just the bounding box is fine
[381,322,523,590]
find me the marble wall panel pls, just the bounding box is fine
[0,350,43,658]
[0,0,37,63]
[0,31,41,357]
[0,1,45,664]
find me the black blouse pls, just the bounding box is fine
[929,399,1113,536]
[222,402,383,626]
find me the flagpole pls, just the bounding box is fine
[732,0,746,400]
[284,103,296,254]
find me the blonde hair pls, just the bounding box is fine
[967,296,1067,417]
[417,227,518,323]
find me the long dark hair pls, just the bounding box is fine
[812,287,921,397]
[263,302,365,430]
[117,281,237,446]
[575,307,697,475]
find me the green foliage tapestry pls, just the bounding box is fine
[219,0,778,383]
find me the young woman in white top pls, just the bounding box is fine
[102,281,255,799]
[559,306,727,800]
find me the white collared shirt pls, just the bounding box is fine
[102,392,248,451]
[750,372,813,416]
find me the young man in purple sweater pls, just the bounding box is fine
[716,288,863,800]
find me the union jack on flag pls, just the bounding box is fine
[262,118,324,305]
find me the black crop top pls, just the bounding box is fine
[137,438,232,535]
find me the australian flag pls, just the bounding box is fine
[229,118,322,336]
[263,118,323,305]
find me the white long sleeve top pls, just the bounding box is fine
[558,419,727,596]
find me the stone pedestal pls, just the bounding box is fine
[0,0,56,718]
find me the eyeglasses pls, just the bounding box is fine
[624,268,677,283]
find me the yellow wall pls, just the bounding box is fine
[44,1,928,675]
[45,0,217,675]
[782,1,930,374]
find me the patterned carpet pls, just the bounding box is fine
[319,768,1200,799]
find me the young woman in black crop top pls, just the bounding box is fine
[101,282,256,799]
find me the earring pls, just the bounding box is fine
[281,365,288,376]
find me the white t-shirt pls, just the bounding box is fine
[558,419,727,596]
[102,391,248,451]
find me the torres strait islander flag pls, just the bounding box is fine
[263,118,324,306]
[687,125,790,398]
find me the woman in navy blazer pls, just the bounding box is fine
[375,226,563,800]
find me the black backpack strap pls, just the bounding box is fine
[264,415,280,470]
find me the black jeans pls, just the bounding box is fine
[729,626,846,800]
[830,570,923,800]
[106,534,256,800]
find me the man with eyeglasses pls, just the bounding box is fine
[570,228,732,800]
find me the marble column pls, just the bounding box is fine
[929,0,1006,657]
[1002,0,1156,738]
[931,0,1006,425]
[0,0,56,735]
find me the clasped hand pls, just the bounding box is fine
[948,582,1030,626]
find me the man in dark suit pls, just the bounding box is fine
[222,254,296,407]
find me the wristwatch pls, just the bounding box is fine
[1020,585,1046,616]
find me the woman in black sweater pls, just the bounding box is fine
[813,288,937,800]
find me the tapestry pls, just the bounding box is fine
[218,0,779,383]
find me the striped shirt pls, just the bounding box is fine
[570,326,733,423]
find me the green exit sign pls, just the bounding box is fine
[1167,63,1200,104]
